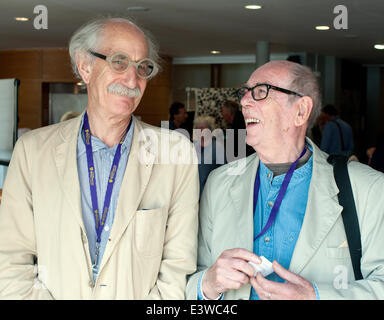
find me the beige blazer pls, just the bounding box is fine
[0,115,199,299]
[186,139,384,299]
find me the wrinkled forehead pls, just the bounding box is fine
[98,22,148,57]
[247,62,293,88]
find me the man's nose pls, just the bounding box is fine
[241,89,253,105]
[121,64,140,87]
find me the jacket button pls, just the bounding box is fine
[89,280,95,288]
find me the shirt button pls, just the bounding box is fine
[265,237,270,243]
[268,201,274,207]
[104,225,110,232]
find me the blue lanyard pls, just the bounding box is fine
[253,145,307,241]
[83,112,131,264]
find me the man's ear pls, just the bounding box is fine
[76,53,92,84]
[294,96,313,127]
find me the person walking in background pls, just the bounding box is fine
[319,104,354,156]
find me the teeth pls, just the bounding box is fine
[246,118,261,124]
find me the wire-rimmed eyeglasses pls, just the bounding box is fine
[237,83,303,101]
[88,50,158,79]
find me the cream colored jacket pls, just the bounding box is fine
[186,139,384,299]
[0,116,199,299]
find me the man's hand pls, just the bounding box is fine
[250,260,316,300]
[202,248,261,299]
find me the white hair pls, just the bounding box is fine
[259,60,322,130]
[194,115,216,131]
[68,16,160,79]
[288,62,322,129]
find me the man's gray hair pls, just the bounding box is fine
[288,63,322,129]
[194,115,217,131]
[68,16,160,79]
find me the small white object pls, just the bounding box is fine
[248,256,274,277]
[104,225,110,232]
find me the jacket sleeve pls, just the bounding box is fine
[145,140,200,299]
[0,137,54,299]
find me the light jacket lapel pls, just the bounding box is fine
[54,115,85,231]
[229,154,259,252]
[227,154,259,300]
[289,140,343,274]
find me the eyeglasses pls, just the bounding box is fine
[88,50,158,79]
[237,83,303,101]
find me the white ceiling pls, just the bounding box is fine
[1,0,384,64]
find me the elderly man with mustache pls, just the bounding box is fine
[0,17,199,299]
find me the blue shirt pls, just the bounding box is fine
[77,115,134,281]
[250,154,312,299]
[320,117,354,156]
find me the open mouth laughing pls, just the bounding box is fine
[245,118,261,125]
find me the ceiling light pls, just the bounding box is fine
[14,17,29,22]
[245,5,263,10]
[374,44,384,50]
[315,26,330,31]
[210,50,221,54]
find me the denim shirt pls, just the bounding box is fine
[77,115,134,281]
[250,153,313,299]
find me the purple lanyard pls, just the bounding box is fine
[253,145,307,241]
[83,112,131,261]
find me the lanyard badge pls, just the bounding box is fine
[253,145,307,241]
[83,112,132,266]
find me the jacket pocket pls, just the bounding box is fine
[134,208,167,257]
[326,247,350,259]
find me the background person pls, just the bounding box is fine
[169,101,188,130]
[318,104,354,156]
[193,115,226,197]
[221,100,254,161]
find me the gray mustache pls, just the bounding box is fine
[107,83,141,98]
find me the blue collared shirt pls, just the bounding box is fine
[77,115,134,281]
[250,153,313,299]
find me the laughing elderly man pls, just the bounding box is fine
[0,17,199,299]
[187,60,384,300]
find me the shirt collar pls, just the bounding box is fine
[259,144,313,184]
[77,113,135,158]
